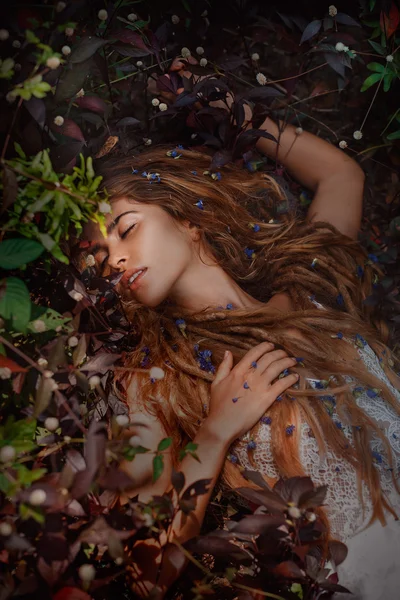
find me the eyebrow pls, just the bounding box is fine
[89,210,139,255]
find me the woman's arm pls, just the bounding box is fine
[128,343,299,597]
[254,117,365,240]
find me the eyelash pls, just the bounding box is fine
[99,224,136,271]
[121,223,136,239]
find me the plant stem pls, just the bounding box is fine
[359,66,387,131]
[1,97,23,161]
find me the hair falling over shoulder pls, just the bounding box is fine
[94,145,400,540]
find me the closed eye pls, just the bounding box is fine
[121,224,136,239]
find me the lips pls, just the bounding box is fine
[121,267,147,291]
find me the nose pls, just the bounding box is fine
[107,244,128,271]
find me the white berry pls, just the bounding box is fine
[29,489,47,506]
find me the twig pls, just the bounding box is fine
[359,67,387,132]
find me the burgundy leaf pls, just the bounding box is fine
[113,30,151,53]
[75,95,108,115]
[69,36,108,64]
[234,129,277,157]
[53,587,92,600]
[55,58,93,102]
[115,117,141,129]
[328,540,348,567]
[185,535,252,560]
[69,469,96,500]
[1,166,18,212]
[335,13,361,27]
[236,486,287,513]
[272,560,306,579]
[174,92,198,108]
[114,43,151,58]
[242,469,271,490]
[81,352,120,374]
[210,150,233,170]
[52,118,85,142]
[230,514,286,534]
[50,141,85,172]
[157,73,182,95]
[171,470,185,495]
[84,419,107,474]
[274,476,314,504]
[300,19,322,44]
[324,52,346,77]
[25,97,46,129]
[298,485,328,509]
[181,478,212,502]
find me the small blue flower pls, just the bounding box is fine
[141,171,148,178]
[253,224,260,232]
[251,361,258,369]
[226,303,233,310]
[367,388,380,398]
[336,294,344,306]
[315,380,327,390]
[247,440,257,450]
[193,344,199,352]
[355,425,362,431]
[336,332,344,340]
[261,416,272,425]
[368,253,378,263]
[195,199,204,210]
[279,369,290,378]
[311,258,318,268]
[356,265,364,278]
[191,170,198,175]
[232,397,239,403]
[167,149,182,159]
[334,421,343,429]
[286,424,295,436]
[211,171,222,181]
[243,381,250,389]
[175,318,187,337]
[228,453,238,463]
[335,466,341,472]
[244,247,256,259]
[132,168,138,174]
[177,144,184,150]
[355,333,367,348]
[295,357,304,365]
[372,451,383,464]
[150,377,156,384]
[276,395,283,402]
[309,294,316,302]
[171,344,178,352]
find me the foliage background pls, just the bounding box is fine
[0,0,399,599]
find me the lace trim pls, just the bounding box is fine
[232,337,400,543]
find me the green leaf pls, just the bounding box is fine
[0,277,31,332]
[14,464,46,485]
[123,445,150,461]
[368,40,386,55]
[157,437,172,452]
[28,307,70,332]
[383,74,393,92]
[152,454,164,483]
[387,129,400,140]
[0,239,44,269]
[360,72,382,91]
[19,503,45,524]
[366,61,385,72]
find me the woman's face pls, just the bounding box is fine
[84,197,199,308]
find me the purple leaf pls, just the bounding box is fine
[113,30,151,53]
[81,352,120,374]
[75,95,108,115]
[52,118,86,142]
[69,36,108,64]
[324,52,346,77]
[335,13,361,27]
[328,540,348,567]
[236,486,287,513]
[25,97,46,129]
[300,19,322,44]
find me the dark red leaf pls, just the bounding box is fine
[328,540,348,567]
[53,587,92,600]
[380,3,400,37]
[274,476,314,505]
[300,20,322,44]
[113,30,151,53]
[0,356,28,373]
[236,486,287,513]
[53,118,85,142]
[75,96,107,115]
[272,560,306,579]
[69,36,108,64]
[298,485,327,509]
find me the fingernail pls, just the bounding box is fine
[224,350,230,358]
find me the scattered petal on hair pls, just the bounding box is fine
[228,453,238,463]
[334,421,343,429]
[247,440,257,450]
[261,415,272,425]
[372,451,383,464]
[243,381,250,389]
[191,170,197,175]
[244,247,256,259]
[195,199,204,209]
[354,333,367,348]
[367,387,380,398]
[336,293,344,306]
[226,303,233,310]
[166,149,182,159]
[333,332,344,340]
[232,397,239,403]
[132,168,138,174]
[286,424,295,436]
[278,369,290,379]
[311,258,318,268]
[211,171,222,181]
[175,318,187,337]
[276,395,283,401]
[356,265,364,278]
[367,253,378,263]
[251,361,258,369]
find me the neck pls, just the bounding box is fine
[167,253,264,314]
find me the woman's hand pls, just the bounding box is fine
[204,342,299,445]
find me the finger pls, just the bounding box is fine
[267,373,299,400]
[212,350,233,386]
[255,349,289,372]
[234,342,274,376]
[263,357,297,383]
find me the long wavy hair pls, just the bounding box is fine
[88,145,400,541]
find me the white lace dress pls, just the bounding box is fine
[230,330,400,600]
